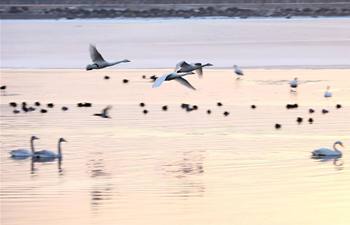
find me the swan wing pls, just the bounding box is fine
[10,149,31,157]
[34,150,56,158]
[234,66,244,75]
[175,61,192,72]
[152,74,169,88]
[174,77,196,90]
[89,44,106,63]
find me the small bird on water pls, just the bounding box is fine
[86,44,130,70]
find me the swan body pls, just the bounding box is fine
[10,136,39,157]
[86,44,130,70]
[152,72,196,90]
[234,65,244,79]
[175,61,212,78]
[289,77,298,89]
[34,138,67,159]
[324,86,332,98]
[312,141,344,157]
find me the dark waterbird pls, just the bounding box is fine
[34,102,41,107]
[308,118,314,124]
[286,104,298,109]
[139,102,145,107]
[47,103,54,108]
[93,105,112,118]
[123,79,129,83]
[297,117,303,124]
[223,111,230,116]
[322,109,329,114]
[104,76,110,80]
[207,110,212,114]
[9,102,17,107]
[162,105,168,111]
[143,109,148,114]
[275,124,282,129]
[251,105,256,109]
[336,104,342,109]
[40,109,48,113]
[217,102,223,107]
[309,108,315,114]
[62,106,68,111]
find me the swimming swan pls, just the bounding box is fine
[10,136,39,157]
[233,65,244,79]
[312,141,344,157]
[33,138,67,159]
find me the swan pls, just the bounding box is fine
[233,65,244,79]
[152,72,196,90]
[324,86,332,98]
[10,136,39,157]
[93,105,112,118]
[312,141,344,157]
[86,44,130,70]
[289,77,298,91]
[33,138,67,159]
[175,61,213,78]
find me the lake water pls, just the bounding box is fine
[1,18,350,225]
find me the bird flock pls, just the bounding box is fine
[4,44,346,161]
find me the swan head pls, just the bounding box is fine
[122,59,131,63]
[59,138,67,143]
[86,64,98,70]
[335,141,344,147]
[233,65,238,68]
[31,136,39,141]
[205,63,213,67]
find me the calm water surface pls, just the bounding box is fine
[1,69,350,225]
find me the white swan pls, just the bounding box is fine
[312,141,344,157]
[289,77,298,91]
[233,65,244,79]
[10,136,39,157]
[33,138,67,159]
[152,72,196,90]
[324,86,332,98]
[175,61,213,78]
[86,44,130,70]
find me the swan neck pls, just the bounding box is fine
[30,139,35,153]
[58,141,62,157]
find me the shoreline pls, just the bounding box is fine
[1,3,350,19]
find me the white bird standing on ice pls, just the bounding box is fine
[324,86,332,98]
[233,65,244,79]
[312,141,344,157]
[175,61,213,78]
[86,44,130,70]
[152,72,196,90]
[10,136,39,157]
[33,138,67,159]
[289,77,298,91]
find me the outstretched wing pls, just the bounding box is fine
[89,44,106,63]
[175,61,192,73]
[102,105,112,116]
[174,77,196,90]
[152,74,169,88]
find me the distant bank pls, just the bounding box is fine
[1,0,350,19]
